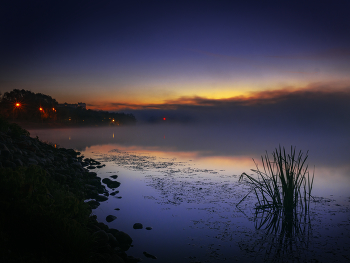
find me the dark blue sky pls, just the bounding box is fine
[1,0,350,110]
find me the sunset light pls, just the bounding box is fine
[1,2,350,262]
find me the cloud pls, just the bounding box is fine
[90,82,350,131]
[185,48,320,75]
[267,47,350,60]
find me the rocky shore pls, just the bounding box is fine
[0,120,140,263]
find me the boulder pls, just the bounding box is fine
[106,215,117,223]
[86,200,100,209]
[143,251,157,259]
[107,233,119,247]
[14,158,23,166]
[27,158,38,165]
[110,230,133,251]
[95,195,108,202]
[133,223,143,229]
[102,178,121,189]
[92,230,109,244]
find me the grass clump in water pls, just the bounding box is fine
[238,146,314,214]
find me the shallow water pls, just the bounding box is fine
[29,123,350,262]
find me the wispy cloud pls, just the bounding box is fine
[185,48,320,75]
[267,47,350,60]
[90,82,350,112]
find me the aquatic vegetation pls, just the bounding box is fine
[237,146,315,261]
[238,146,314,214]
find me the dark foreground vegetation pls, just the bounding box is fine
[0,89,136,126]
[0,117,139,263]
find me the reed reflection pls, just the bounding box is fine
[240,206,313,263]
[238,146,314,262]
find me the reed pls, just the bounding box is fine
[238,146,314,214]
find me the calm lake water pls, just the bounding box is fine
[29,123,350,262]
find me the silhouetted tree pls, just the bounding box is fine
[0,89,58,121]
[0,89,136,125]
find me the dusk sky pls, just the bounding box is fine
[1,0,350,111]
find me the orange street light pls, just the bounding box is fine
[39,107,43,111]
[15,103,21,107]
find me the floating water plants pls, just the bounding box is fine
[237,146,314,214]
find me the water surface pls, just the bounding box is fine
[29,123,350,262]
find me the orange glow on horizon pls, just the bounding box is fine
[78,84,350,111]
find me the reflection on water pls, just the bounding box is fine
[28,124,350,262]
[240,208,313,262]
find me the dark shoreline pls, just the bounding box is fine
[11,120,128,130]
[0,120,140,263]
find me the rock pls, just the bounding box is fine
[0,142,10,152]
[72,162,82,168]
[133,223,143,229]
[89,178,101,186]
[87,165,96,169]
[85,184,97,190]
[110,175,118,179]
[143,251,157,259]
[89,224,101,233]
[102,178,121,189]
[110,191,119,196]
[95,195,108,202]
[106,215,117,223]
[127,256,142,262]
[27,158,38,165]
[86,200,100,209]
[107,233,119,247]
[92,230,109,243]
[4,160,16,169]
[85,190,99,199]
[111,254,125,263]
[110,230,133,251]
[97,222,110,232]
[114,208,120,211]
[145,227,152,230]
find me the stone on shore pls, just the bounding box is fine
[133,223,143,229]
[143,251,157,259]
[106,215,117,223]
[95,195,108,202]
[102,178,121,189]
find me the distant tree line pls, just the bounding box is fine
[0,89,136,125]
